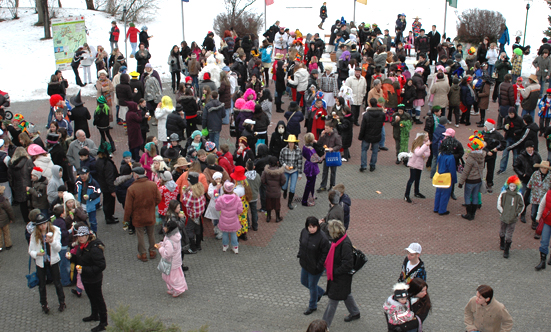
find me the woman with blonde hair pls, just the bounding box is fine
[95,45,108,73]
[321,219,360,327]
[28,213,65,313]
[151,155,169,183]
[404,132,431,203]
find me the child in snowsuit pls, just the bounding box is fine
[497,175,525,258]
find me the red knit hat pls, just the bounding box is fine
[49,94,63,107]
[203,72,210,80]
[185,76,192,83]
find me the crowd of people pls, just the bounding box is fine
[1,6,550,331]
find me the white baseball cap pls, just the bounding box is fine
[405,243,422,254]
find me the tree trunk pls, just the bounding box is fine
[36,0,44,26]
[58,0,62,8]
[42,0,52,39]
[85,0,94,10]
[15,0,20,7]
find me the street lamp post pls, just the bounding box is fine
[523,0,532,47]
[123,5,127,61]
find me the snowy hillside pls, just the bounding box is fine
[0,0,549,102]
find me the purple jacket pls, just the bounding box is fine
[215,193,243,232]
[302,145,320,177]
[407,144,430,170]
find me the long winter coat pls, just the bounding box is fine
[458,151,486,185]
[215,193,243,232]
[430,77,450,108]
[166,111,186,139]
[326,235,354,301]
[8,155,33,203]
[155,107,173,142]
[116,74,134,107]
[144,74,162,103]
[124,177,162,228]
[95,156,119,194]
[298,227,330,275]
[126,101,143,149]
[70,105,91,138]
[261,166,285,198]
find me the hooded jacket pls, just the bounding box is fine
[261,166,286,198]
[202,99,225,132]
[69,238,106,284]
[270,120,289,157]
[458,150,487,184]
[178,95,199,118]
[95,156,119,193]
[497,187,524,224]
[155,106,173,142]
[8,154,33,203]
[166,110,187,139]
[29,225,61,268]
[126,101,143,149]
[514,150,542,183]
[62,192,88,226]
[215,193,243,232]
[47,165,64,204]
[116,73,134,107]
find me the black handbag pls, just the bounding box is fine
[350,246,368,275]
[26,257,39,289]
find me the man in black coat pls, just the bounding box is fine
[513,140,542,223]
[482,119,506,190]
[263,21,280,43]
[69,91,91,138]
[166,104,186,140]
[95,142,119,224]
[427,25,441,65]
[358,98,385,172]
[231,54,248,92]
[116,73,134,125]
[47,133,74,192]
[134,44,151,75]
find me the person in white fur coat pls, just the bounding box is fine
[198,53,226,88]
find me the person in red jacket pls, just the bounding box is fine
[126,23,140,58]
[109,21,120,53]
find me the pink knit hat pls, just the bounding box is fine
[234,98,246,109]
[28,144,47,156]
[223,180,235,193]
[243,100,256,111]
[415,67,424,74]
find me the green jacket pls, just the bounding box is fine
[494,59,512,82]
[497,189,524,224]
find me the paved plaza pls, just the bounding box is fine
[1,86,550,332]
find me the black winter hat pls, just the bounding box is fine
[70,90,83,107]
[525,140,535,148]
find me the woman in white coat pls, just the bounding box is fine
[28,213,66,313]
[81,43,96,85]
[155,96,174,144]
[287,62,309,111]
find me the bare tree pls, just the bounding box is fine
[456,9,505,44]
[101,0,159,22]
[41,0,51,39]
[5,0,19,19]
[213,0,262,39]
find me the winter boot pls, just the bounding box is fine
[503,241,511,258]
[288,192,295,210]
[275,102,284,113]
[532,220,539,230]
[461,205,473,220]
[266,210,272,223]
[499,236,505,250]
[520,212,527,223]
[535,252,547,271]
[91,313,108,332]
[470,204,477,219]
[275,210,282,223]
[283,189,288,199]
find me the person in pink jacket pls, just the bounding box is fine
[156,218,188,297]
[215,180,243,254]
[404,132,431,202]
[139,142,157,180]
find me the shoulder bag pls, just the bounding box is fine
[350,246,368,275]
[432,166,452,188]
[157,240,174,275]
[476,160,489,194]
[26,257,39,289]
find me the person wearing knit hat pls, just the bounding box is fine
[497,175,524,258]
[457,131,487,220]
[513,139,543,223]
[31,166,43,179]
[28,166,50,215]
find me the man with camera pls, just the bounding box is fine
[492,52,512,103]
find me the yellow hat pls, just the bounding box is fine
[129,71,140,77]
[284,135,300,143]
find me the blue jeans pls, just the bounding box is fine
[248,201,258,230]
[464,182,482,204]
[300,268,324,309]
[521,109,535,119]
[59,247,71,286]
[434,187,452,214]
[130,42,137,55]
[539,223,551,255]
[379,126,386,147]
[209,130,220,150]
[488,64,495,78]
[361,141,379,169]
[88,210,97,234]
[222,231,238,247]
[222,108,231,125]
[499,138,519,172]
[282,171,298,193]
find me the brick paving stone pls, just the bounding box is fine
[1,81,549,332]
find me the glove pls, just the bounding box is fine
[458,183,463,189]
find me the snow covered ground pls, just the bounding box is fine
[0,0,549,102]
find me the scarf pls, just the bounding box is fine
[324,233,347,281]
[79,242,89,251]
